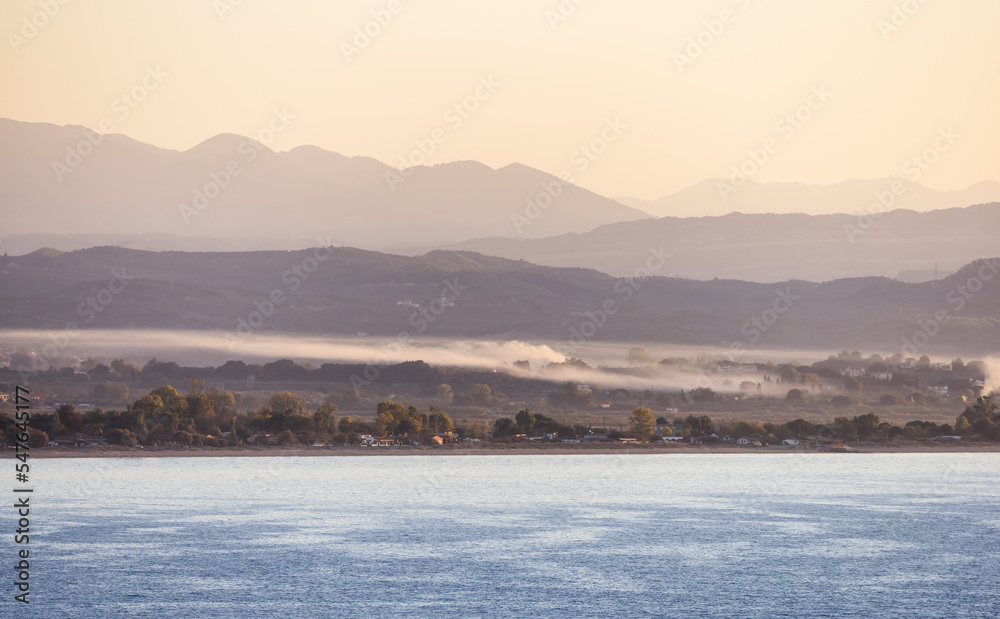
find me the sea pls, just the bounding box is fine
[8,453,1000,617]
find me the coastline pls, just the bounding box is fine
[25,443,1000,458]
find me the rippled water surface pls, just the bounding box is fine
[10,453,1000,617]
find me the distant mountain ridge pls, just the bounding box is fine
[0,118,648,248]
[619,178,1000,218]
[1,246,999,354]
[406,202,1000,283]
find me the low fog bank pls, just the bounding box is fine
[2,329,996,394]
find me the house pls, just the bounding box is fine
[363,436,397,447]
[49,433,108,447]
[840,368,864,377]
[782,439,801,447]
[582,434,609,442]
[76,433,107,447]
[659,436,684,442]
[869,371,893,382]
[576,385,592,394]
[561,438,581,443]
[737,436,763,446]
[430,436,445,445]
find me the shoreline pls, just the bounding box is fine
[24,443,1000,458]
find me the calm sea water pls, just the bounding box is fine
[7,453,1000,618]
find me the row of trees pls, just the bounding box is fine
[613,397,1000,444]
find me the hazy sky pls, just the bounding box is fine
[3,0,998,199]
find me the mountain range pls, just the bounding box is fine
[2,246,999,354]
[618,178,1000,218]
[409,203,1000,283]
[0,118,647,248]
[3,118,1000,285]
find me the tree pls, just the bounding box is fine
[435,384,454,402]
[960,396,998,424]
[831,395,852,407]
[493,417,517,437]
[267,392,306,415]
[655,393,676,408]
[55,404,83,432]
[628,407,656,439]
[314,403,338,435]
[375,412,397,436]
[879,394,898,406]
[130,394,164,437]
[785,389,806,402]
[685,415,715,437]
[27,428,49,448]
[150,386,188,416]
[186,393,216,422]
[627,347,654,365]
[515,409,536,433]
[468,420,490,439]
[276,430,297,445]
[429,411,453,434]
[690,387,715,403]
[952,358,966,373]
[470,384,492,404]
[852,412,880,438]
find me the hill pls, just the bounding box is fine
[408,203,1000,282]
[0,118,648,248]
[1,246,998,354]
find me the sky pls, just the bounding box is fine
[2,0,998,200]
